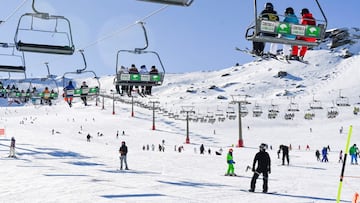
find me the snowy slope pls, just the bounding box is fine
[0,29,360,203]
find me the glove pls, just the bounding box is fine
[268,169,271,174]
[252,168,255,172]
[232,161,235,164]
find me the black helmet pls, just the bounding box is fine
[301,8,309,15]
[265,2,273,10]
[285,7,294,15]
[259,143,268,151]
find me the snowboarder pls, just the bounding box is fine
[9,137,16,158]
[225,148,236,176]
[349,144,358,164]
[279,145,290,165]
[119,141,129,170]
[249,143,271,193]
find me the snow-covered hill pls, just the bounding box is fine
[0,28,360,203]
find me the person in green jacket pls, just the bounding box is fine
[349,144,358,164]
[226,148,236,176]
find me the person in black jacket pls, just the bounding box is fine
[249,143,271,193]
[279,145,289,165]
[252,2,280,56]
[119,141,129,170]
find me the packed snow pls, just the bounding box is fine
[0,31,360,202]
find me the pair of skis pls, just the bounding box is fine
[235,47,309,64]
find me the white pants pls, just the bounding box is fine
[269,43,278,55]
[283,44,292,56]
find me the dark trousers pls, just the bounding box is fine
[250,171,268,192]
[282,153,289,165]
[253,42,265,56]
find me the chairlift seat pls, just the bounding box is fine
[115,73,164,86]
[16,41,74,55]
[0,65,26,73]
[246,19,325,47]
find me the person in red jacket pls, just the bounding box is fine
[293,8,316,60]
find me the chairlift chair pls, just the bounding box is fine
[114,22,165,92]
[136,0,194,6]
[310,99,323,109]
[14,0,75,55]
[252,103,263,117]
[284,111,295,120]
[304,109,315,120]
[62,50,100,105]
[327,106,339,119]
[0,43,26,73]
[335,96,350,107]
[245,0,328,48]
[226,106,237,120]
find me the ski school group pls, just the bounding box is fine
[249,2,317,63]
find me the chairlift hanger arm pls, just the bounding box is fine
[76,50,87,73]
[135,21,149,52]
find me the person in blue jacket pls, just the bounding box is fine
[64,80,75,107]
[281,7,299,59]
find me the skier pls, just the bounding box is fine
[252,2,279,56]
[281,7,299,60]
[119,141,129,170]
[349,144,358,164]
[249,143,271,193]
[293,8,317,61]
[200,144,205,154]
[86,134,91,142]
[225,148,236,176]
[279,145,290,165]
[321,147,328,162]
[9,137,16,158]
[339,150,343,163]
[315,149,321,161]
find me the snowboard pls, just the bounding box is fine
[239,189,277,195]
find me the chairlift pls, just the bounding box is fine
[335,90,350,106]
[62,50,100,105]
[327,106,339,119]
[309,97,323,109]
[252,103,263,117]
[267,102,279,119]
[215,107,226,122]
[353,104,360,115]
[245,0,328,47]
[136,0,194,6]
[0,43,26,73]
[304,109,315,120]
[240,105,249,117]
[226,106,237,120]
[14,0,75,55]
[284,111,295,120]
[114,22,165,95]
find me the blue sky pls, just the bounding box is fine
[0,0,359,78]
